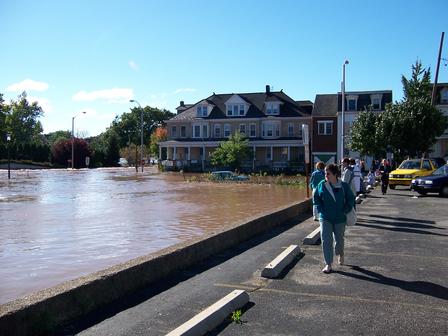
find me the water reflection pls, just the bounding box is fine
[0,168,306,304]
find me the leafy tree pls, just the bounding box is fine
[46,130,71,147]
[349,108,382,157]
[210,132,252,170]
[349,60,448,160]
[4,92,44,145]
[51,138,92,168]
[149,126,167,156]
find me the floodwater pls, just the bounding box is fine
[0,168,306,304]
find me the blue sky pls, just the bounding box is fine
[1,0,447,136]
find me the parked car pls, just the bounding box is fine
[210,171,249,181]
[411,164,448,196]
[389,159,438,189]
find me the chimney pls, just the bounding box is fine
[266,85,270,94]
[180,100,184,106]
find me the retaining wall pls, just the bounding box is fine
[0,198,311,335]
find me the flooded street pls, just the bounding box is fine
[0,168,306,304]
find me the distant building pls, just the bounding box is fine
[158,86,312,172]
[430,83,448,158]
[311,90,392,164]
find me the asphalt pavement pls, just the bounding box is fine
[61,186,448,336]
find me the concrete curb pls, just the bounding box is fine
[0,199,311,336]
[166,290,249,336]
[303,227,320,245]
[261,245,301,278]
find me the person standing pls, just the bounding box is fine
[353,159,362,195]
[341,157,356,195]
[309,161,326,221]
[379,159,391,195]
[313,163,355,274]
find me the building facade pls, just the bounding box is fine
[431,83,448,158]
[311,90,393,164]
[158,86,312,172]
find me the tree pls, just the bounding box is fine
[349,108,382,157]
[51,138,92,168]
[349,60,448,160]
[149,126,167,156]
[46,130,71,147]
[4,92,44,145]
[210,132,252,170]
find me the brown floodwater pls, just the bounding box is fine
[0,167,307,304]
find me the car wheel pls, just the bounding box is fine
[389,185,396,190]
[440,185,448,197]
[417,190,427,195]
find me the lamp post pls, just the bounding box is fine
[129,99,144,172]
[341,60,349,162]
[71,111,86,169]
[6,133,11,180]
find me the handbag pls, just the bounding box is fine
[346,207,357,226]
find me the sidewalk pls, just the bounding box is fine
[67,187,448,336]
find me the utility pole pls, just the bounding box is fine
[431,32,445,106]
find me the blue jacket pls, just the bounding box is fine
[313,179,355,224]
[309,169,325,189]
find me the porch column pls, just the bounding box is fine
[167,147,171,160]
[270,146,273,161]
[173,146,177,160]
[253,145,256,171]
[287,146,290,161]
[159,146,162,160]
[202,145,205,171]
[187,146,191,161]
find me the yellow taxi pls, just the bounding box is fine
[389,159,438,189]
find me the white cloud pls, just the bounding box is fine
[6,79,49,92]
[72,88,134,103]
[173,88,196,94]
[27,96,53,114]
[128,60,139,71]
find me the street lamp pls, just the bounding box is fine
[6,133,11,179]
[71,111,86,169]
[129,99,144,172]
[341,60,349,162]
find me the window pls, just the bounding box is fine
[441,89,448,104]
[266,150,272,160]
[214,124,221,138]
[422,160,431,170]
[288,123,294,137]
[262,122,280,137]
[318,121,333,135]
[196,105,208,117]
[224,124,231,137]
[239,124,246,135]
[298,124,303,139]
[249,123,256,137]
[226,104,245,116]
[202,125,208,138]
[171,126,177,137]
[266,103,280,115]
[372,97,381,110]
[193,125,201,138]
[180,126,186,137]
[281,147,288,161]
[348,99,356,111]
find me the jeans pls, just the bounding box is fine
[320,219,346,265]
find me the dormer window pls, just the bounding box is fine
[196,105,208,117]
[266,103,280,115]
[346,95,358,111]
[370,94,383,110]
[227,104,245,116]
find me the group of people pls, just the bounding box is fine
[309,157,394,274]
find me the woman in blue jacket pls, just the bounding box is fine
[309,161,326,221]
[313,163,355,273]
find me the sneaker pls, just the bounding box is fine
[338,254,344,265]
[322,265,332,274]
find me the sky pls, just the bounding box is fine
[1,0,447,137]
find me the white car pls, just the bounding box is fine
[118,158,129,167]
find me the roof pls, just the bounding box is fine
[168,90,310,122]
[313,90,393,116]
